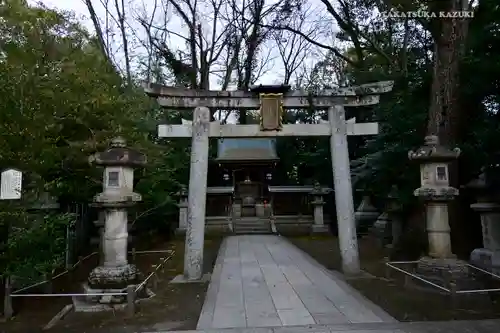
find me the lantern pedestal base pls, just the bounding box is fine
[414,257,483,291]
[82,284,129,304]
[470,248,500,275]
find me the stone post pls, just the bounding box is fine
[3,276,13,319]
[176,186,188,233]
[466,172,500,273]
[93,211,106,265]
[329,105,360,275]
[86,137,146,302]
[310,183,329,233]
[408,135,460,259]
[471,203,500,272]
[232,203,242,218]
[255,202,265,217]
[386,186,403,248]
[184,106,210,281]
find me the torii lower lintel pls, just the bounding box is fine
[158,122,379,138]
[155,94,382,109]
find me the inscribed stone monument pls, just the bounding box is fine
[0,168,22,200]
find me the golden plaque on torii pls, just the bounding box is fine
[250,84,290,131]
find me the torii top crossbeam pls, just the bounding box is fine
[143,81,394,110]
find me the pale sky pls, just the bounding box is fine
[28,0,335,89]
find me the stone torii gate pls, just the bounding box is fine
[144,82,393,279]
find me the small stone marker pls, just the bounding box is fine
[0,168,22,200]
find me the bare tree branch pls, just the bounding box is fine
[273,7,313,84]
[114,0,132,85]
[84,0,115,67]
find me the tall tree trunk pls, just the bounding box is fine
[238,0,265,124]
[427,0,470,146]
[84,0,114,69]
[426,0,471,257]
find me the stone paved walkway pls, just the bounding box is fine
[163,319,500,333]
[196,235,395,330]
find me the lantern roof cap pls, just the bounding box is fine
[89,137,146,167]
[408,135,460,162]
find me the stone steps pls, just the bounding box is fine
[233,217,272,234]
[233,228,271,234]
[233,225,271,234]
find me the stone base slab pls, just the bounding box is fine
[311,224,329,234]
[75,284,154,312]
[174,227,233,238]
[175,228,187,236]
[170,273,211,284]
[73,295,128,313]
[88,263,139,289]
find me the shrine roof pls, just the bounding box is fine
[215,138,279,162]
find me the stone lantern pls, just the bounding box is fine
[354,193,379,233]
[408,135,460,259]
[85,137,146,302]
[373,212,391,246]
[467,162,500,273]
[407,136,476,288]
[310,182,329,233]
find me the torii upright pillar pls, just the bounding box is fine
[184,106,210,280]
[330,105,359,274]
[145,81,394,278]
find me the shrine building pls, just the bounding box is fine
[176,138,333,234]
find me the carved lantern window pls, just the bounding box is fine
[108,171,119,187]
[436,165,448,183]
